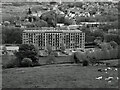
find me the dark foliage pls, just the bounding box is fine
[2,57,20,69]
[40,11,57,27]
[15,44,39,65]
[74,53,80,63]
[82,60,89,66]
[104,34,120,45]
[34,20,48,27]
[64,17,74,25]
[73,2,83,8]
[21,58,33,67]
[2,26,23,44]
[57,14,65,23]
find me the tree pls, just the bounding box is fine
[106,15,118,22]
[32,16,40,22]
[73,2,83,8]
[64,17,74,25]
[57,14,65,23]
[22,22,35,28]
[109,41,118,49]
[80,26,91,36]
[2,15,17,25]
[61,42,66,52]
[89,9,97,15]
[67,3,74,8]
[99,24,111,32]
[85,36,96,43]
[34,20,48,27]
[27,8,32,15]
[76,16,90,24]
[46,43,56,64]
[104,34,120,45]
[46,43,52,55]
[49,1,57,5]
[2,26,23,44]
[109,21,118,29]
[40,11,57,27]
[91,29,104,39]
[94,15,107,22]
[15,44,39,65]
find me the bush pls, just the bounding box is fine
[82,60,89,66]
[3,57,20,69]
[21,58,33,67]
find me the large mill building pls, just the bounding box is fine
[22,28,85,50]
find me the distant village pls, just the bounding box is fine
[1,1,119,56]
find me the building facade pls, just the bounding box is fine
[22,29,85,50]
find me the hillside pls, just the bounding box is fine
[2,64,118,88]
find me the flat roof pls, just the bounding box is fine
[6,46,19,51]
[23,30,83,33]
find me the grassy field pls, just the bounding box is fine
[2,64,118,88]
[2,54,119,88]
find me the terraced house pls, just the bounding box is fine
[22,28,85,50]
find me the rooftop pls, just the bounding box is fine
[23,29,83,33]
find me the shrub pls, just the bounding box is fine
[82,60,89,66]
[3,57,20,69]
[21,58,33,67]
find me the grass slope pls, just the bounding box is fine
[2,64,118,88]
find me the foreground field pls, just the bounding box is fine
[2,64,118,88]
